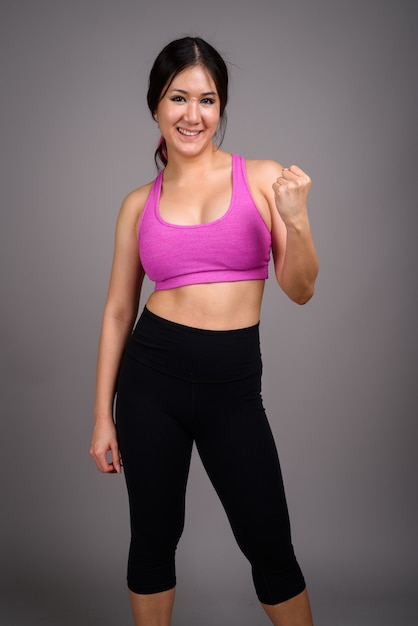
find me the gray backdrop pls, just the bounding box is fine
[1,1,417,625]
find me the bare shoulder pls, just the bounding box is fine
[243,159,285,208]
[244,158,284,189]
[117,181,154,230]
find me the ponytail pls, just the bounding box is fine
[154,135,168,170]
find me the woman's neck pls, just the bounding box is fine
[163,145,228,182]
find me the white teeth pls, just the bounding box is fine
[178,128,200,136]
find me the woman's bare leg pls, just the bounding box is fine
[261,589,314,626]
[129,588,176,626]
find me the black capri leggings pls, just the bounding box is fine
[115,307,305,605]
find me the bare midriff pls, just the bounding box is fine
[145,279,265,330]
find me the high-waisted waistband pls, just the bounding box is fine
[125,306,262,382]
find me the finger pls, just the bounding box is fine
[280,167,299,181]
[90,446,116,473]
[273,179,297,195]
[110,443,122,474]
[276,169,311,191]
[288,164,306,177]
[98,452,116,473]
[272,181,286,196]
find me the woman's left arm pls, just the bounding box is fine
[268,163,319,304]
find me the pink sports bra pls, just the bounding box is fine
[138,154,271,291]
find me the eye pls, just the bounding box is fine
[201,98,215,105]
[170,95,186,102]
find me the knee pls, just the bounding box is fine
[127,541,177,595]
[251,557,306,605]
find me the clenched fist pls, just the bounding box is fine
[272,164,311,225]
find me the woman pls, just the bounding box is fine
[90,36,319,626]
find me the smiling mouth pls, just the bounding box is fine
[177,128,201,136]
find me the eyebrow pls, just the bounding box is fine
[169,88,218,97]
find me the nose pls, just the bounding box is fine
[184,100,200,123]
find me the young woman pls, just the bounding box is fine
[90,36,319,626]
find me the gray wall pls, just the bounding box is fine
[1,1,417,625]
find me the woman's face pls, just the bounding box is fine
[155,64,221,159]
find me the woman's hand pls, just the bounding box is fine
[272,164,311,226]
[89,418,122,474]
